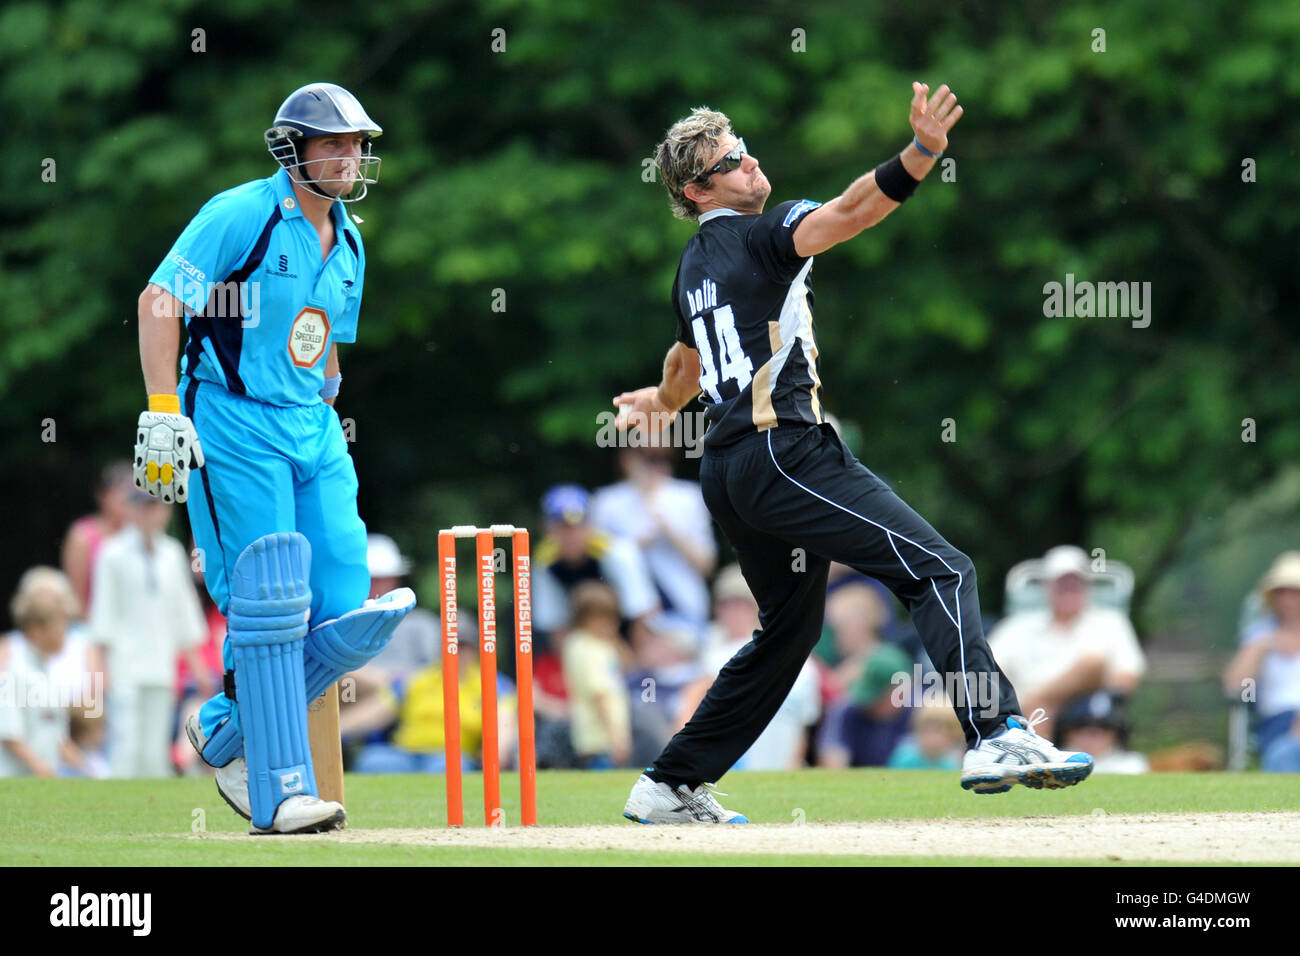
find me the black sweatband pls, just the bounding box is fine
[874,153,920,203]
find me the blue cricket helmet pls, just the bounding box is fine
[265,83,382,202]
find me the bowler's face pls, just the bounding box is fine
[698,135,770,214]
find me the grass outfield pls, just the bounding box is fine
[0,770,1294,866]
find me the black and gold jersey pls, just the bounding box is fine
[672,199,824,448]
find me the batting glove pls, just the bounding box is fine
[134,394,204,504]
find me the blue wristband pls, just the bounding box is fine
[319,374,341,400]
[913,136,941,158]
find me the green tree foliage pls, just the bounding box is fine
[2,0,1297,635]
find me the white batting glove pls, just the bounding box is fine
[134,395,204,504]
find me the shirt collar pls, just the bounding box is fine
[272,167,305,219]
[272,167,356,242]
[698,208,742,225]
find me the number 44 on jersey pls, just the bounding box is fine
[695,305,753,401]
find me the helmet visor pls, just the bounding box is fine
[266,130,381,204]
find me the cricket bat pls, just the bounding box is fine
[308,684,345,813]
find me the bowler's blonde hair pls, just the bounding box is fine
[654,107,734,221]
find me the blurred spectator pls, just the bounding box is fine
[817,643,913,768]
[678,565,819,769]
[62,711,110,778]
[531,484,659,647]
[590,446,717,627]
[1223,551,1300,772]
[987,545,1145,737]
[173,563,226,774]
[338,535,440,744]
[355,617,519,774]
[888,705,964,769]
[626,611,705,765]
[1056,691,1148,774]
[46,619,105,754]
[0,568,89,777]
[562,582,632,768]
[61,461,134,616]
[89,492,208,777]
[530,646,576,769]
[820,574,890,701]
[356,534,439,681]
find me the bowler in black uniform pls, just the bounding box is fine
[619,83,1094,824]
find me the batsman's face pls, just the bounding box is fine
[697,135,769,214]
[300,133,364,196]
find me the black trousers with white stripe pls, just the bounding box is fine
[651,422,1021,785]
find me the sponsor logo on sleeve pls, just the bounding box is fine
[783,199,822,227]
[167,249,207,283]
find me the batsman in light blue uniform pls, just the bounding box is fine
[134,83,414,834]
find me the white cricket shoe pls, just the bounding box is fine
[623,773,749,824]
[185,713,251,821]
[250,795,346,835]
[960,708,1095,794]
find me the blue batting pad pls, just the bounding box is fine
[197,588,416,767]
[200,714,243,768]
[303,588,417,699]
[226,532,315,829]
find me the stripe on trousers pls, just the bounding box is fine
[764,430,982,747]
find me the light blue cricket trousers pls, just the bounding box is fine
[181,376,369,740]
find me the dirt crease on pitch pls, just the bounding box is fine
[196,811,1300,861]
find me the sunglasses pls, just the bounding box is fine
[696,138,748,183]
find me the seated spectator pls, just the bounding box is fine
[48,620,105,729]
[626,612,706,766]
[90,491,208,778]
[62,711,110,778]
[678,565,819,769]
[354,534,439,682]
[819,574,891,701]
[354,618,518,774]
[531,484,659,652]
[1056,691,1148,774]
[987,545,1145,737]
[817,643,913,768]
[530,643,575,769]
[0,568,89,777]
[1223,551,1300,772]
[590,446,717,628]
[562,582,632,769]
[339,535,439,746]
[888,706,964,770]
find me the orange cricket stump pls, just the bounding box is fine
[476,529,500,826]
[438,525,536,827]
[513,528,537,826]
[438,530,462,827]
